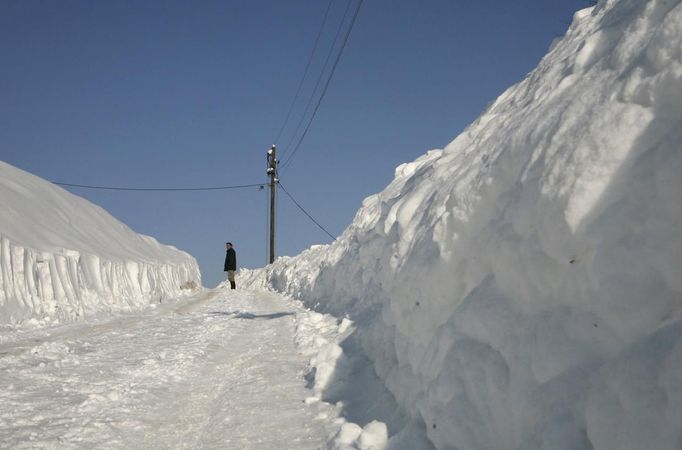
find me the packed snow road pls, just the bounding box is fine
[0,289,339,449]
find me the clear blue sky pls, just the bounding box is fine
[1,0,590,288]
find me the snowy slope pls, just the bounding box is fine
[0,161,201,327]
[244,1,682,448]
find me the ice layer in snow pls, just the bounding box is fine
[244,0,682,448]
[0,161,201,327]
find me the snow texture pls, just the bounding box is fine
[0,289,342,448]
[0,161,201,327]
[244,1,682,448]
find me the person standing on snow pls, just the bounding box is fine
[224,242,237,290]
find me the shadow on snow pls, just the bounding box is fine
[206,311,294,320]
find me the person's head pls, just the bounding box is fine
[226,242,233,249]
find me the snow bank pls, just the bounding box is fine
[0,161,201,327]
[245,0,682,448]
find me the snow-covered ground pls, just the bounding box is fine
[244,1,682,449]
[0,288,372,449]
[0,161,201,328]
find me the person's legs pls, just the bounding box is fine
[227,270,236,289]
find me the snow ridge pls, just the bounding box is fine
[0,161,201,327]
[245,1,682,448]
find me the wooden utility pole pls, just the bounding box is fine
[267,145,277,264]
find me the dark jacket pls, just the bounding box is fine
[224,248,236,271]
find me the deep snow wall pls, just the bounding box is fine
[0,161,201,326]
[246,1,682,449]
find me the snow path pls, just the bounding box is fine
[0,289,337,449]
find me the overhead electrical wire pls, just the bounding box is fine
[280,0,363,170]
[279,0,354,163]
[272,0,335,145]
[52,182,265,192]
[277,181,336,241]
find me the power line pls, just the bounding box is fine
[273,0,335,145]
[280,0,363,170]
[279,0,354,163]
[53,182,266,192]
[278,181,337,242]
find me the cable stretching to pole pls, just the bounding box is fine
[280,0,363,170]
[273,0,335,145]
[279,0,353,162]
[52,182,265,192]
[278,181,336,241]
